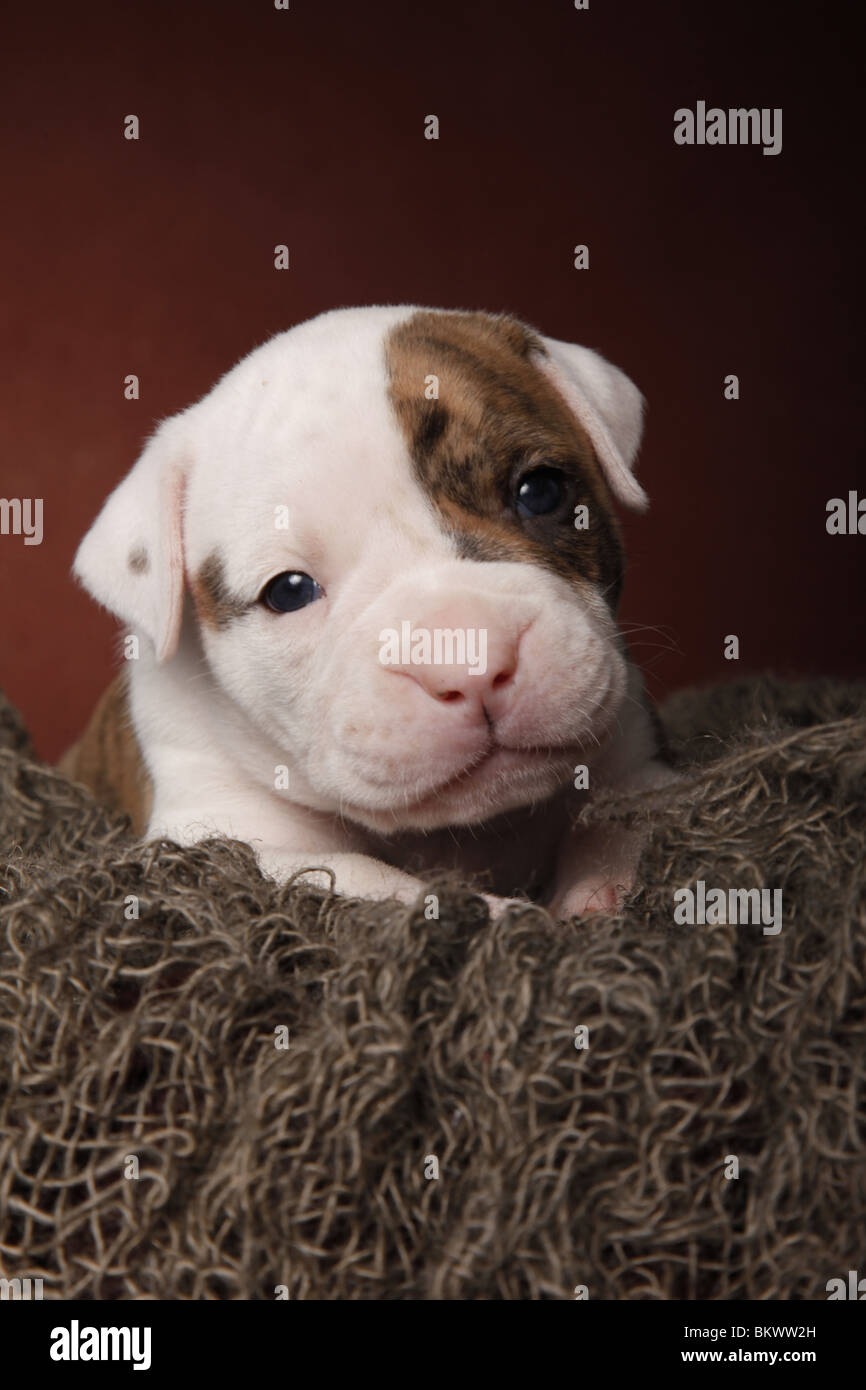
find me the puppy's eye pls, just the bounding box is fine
[261,571,323,613]
[515,466,568,519]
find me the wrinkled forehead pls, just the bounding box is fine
[182,305,623,606]
[182,307,444,579]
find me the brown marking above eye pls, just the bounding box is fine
[384,309,626,609]
[128,546,150,575]
[192,551,250,630]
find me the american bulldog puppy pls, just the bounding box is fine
[64,306,673,918]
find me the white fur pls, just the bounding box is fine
[534,338,647,511]
[74,306,667,915]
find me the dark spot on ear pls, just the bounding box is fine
[128,546,149,575]
[192,552,249,631]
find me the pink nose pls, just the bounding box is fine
[388,625,521,715]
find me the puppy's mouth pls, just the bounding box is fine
[416,738,560,796]
[344,737,588,831]
[326,662,626,831]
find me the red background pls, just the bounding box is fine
[1,0,863,762]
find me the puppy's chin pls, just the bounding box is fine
[299,666,629,833]
[331,745,580,834]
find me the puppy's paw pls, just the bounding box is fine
[549,872,632,921]
[482,892,538,921]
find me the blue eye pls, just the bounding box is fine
[516,466,568,518]
[261,571,323,613]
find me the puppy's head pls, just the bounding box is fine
[75,306,647,831]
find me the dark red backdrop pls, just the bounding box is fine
[2,0,863,761]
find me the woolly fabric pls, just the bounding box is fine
[0,676,864,1301]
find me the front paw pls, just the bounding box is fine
[548,871,633,921]
[482,892,538,921]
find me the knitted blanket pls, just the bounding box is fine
[1,676,863,1299]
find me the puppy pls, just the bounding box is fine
[63,306,673,918]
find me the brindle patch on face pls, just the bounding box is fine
[128,546,149,574]
[192,552,250,631]
[384,309,625,608]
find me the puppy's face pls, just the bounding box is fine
[76,307,648,832]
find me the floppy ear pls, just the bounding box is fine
[73,416,191,663]
[533,336,648,512]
